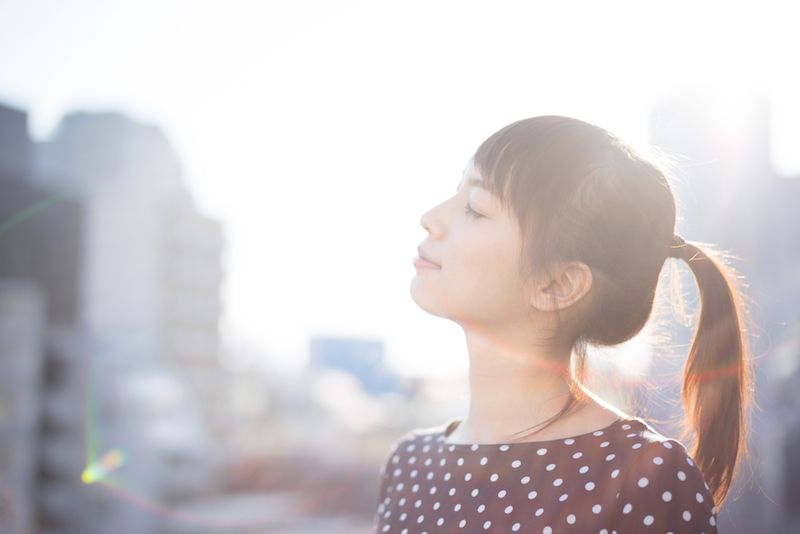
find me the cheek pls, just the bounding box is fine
[447,231,522,296]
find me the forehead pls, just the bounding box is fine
[458,160,489,192]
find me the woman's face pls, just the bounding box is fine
[411,159,532,328]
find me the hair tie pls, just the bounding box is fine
[668,234,686,258]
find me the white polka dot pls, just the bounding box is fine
[677,470,687,481]
[490,473,499,482]
[600,441,610,447]
[417,515,424,523]
[662,491,672,502]
[433,502,440,510]
[638,477,649,488]
[429,486,437,495]
[477,504,485,513]
[382,525,390,532]
[553,478,563,486]
[643,515,654,525]
[512,523,521,531]
[483,520,491,529]
[611,469,620,478]
[687,456,694,466]
[499,445,510,451]
[564,438,575,445]
[457,457,464,466]
[444,472,451,480]
[579,465,590,474]
[527,490,538,499]
[593,430,604,436]
[605,453,616,461]
[600,530,609,534]
[415,499,422,508]
[471,489,479,497]
[559,493,568,501]
[623,503,633,514]
[459,519,466,528]
[585,481,595,491]
[535,507,544,516]
[464,473,472,481]
[653,456,664,465]
[511,460,522,468]
[520,476,531,484]
[437,517,444,526]
[632,443,642,449]
[537,447,548,455]
[543,527,552,534]
[710,515,716,526]
[662,441,673,449]
[622,424,631,430]
[409,456,416,464]
[592,504,602,514]
[566,513,576,524]
[454,503,461,511]
[546,463,556,471]
[572,451,583,459]
[683,510,692,521]
[449,488,456,496]
[696,492,704,503]
[498,490,507,498]
[479,456,488,465]
[471,444,479,451]
[504,505,514,514]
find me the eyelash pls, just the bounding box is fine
[464,203,484,219]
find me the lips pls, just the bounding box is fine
[416,246,441,267]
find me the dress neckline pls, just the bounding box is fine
[438,416,641,450]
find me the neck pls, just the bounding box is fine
[454,326,584,443]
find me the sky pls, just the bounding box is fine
[1,0,797,378]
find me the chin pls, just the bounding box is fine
[409,279,447,317]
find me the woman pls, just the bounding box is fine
[373,115,753,533]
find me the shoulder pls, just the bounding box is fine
[611,421,719,532]
[378,420,450,470]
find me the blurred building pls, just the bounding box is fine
[0,280,46,534]
[309,336,409,395]
[0,102,230,533]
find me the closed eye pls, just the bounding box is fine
[464,203,484,219]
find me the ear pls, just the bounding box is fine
[528,261,593,312]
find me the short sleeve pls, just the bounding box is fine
[610,439,719,533]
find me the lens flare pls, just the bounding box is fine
[81,448,126,484]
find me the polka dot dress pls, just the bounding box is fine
[372,416,719,533]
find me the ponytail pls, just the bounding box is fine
[670,238,754,508]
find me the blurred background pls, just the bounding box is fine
[0,0,798,532]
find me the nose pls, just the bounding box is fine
[420,207,438,236]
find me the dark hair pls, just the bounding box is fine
[471,115,754,509]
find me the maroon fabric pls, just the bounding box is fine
[373,416,719,533]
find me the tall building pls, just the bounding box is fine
[0,102,229,532]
